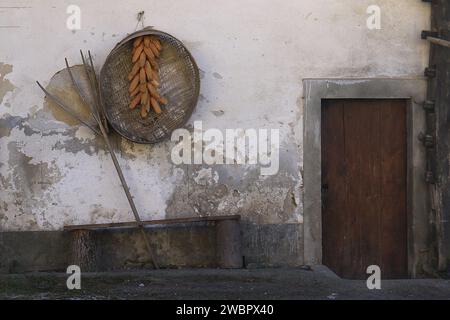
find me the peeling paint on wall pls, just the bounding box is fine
[1,140,63,231]
[165,149,303,225]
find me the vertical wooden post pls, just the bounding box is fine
[424,1,450,274]
[70,229,98,272]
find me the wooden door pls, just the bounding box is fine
[321,99,407,279]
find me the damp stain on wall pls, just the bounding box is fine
[0,63,15,105]
[165,147,303,225]
[0,141,63,231]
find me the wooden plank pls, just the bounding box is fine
[70,229,97,271]
[322,99,407,279]
[427,36,450,49]
[354,100,382,279]
[343,100,364,279]
[379,100,407,278]
[322,100,347,277]
[64,215,241,231]
[427,1,450,273]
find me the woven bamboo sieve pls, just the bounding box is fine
[99,28,200,144]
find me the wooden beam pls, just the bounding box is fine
[425,0,450,274]
[64,215,241,231]
[427,36,450,48]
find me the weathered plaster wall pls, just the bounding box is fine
[0,1,430,265]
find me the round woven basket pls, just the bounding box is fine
[99,28,200,144]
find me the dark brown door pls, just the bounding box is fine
[321,99,407,279]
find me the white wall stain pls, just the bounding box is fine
[193,168,219,186]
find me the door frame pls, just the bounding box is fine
[302,79,429,278]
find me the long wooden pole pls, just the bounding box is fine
[79,53,159,269]
[37,57,158,268]
[95,114,158,268]
[427,36,450,49]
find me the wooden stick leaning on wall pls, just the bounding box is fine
[426,36,450,49]
[36,52,158,269]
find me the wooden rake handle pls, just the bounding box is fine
[37,54,158,269]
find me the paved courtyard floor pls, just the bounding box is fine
[1,266,449,300]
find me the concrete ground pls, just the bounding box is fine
[0,266,449,300]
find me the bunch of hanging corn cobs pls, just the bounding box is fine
[128,35,168,118]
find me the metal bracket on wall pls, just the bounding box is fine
[425,66,437,78]
[420,98,437,187]
[423,100,436,113]
[421,29,450,50]
[418,132,435,149]
[425,171,436,185]
[422,30,440,39]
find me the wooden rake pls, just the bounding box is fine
[36,50,158,269]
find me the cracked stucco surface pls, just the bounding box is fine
[0,0,429,232]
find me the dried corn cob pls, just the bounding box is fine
[130,85,140,98]
[144,61,153,81]
[139,52,146,67]
[130,93,141,109]
[151,97,162,114]
[148,42,159,57]
[140,104,148,118]
[141,91,148,106]
[144,36,151,47]
[158,95,168,105]
[128,61,140,81]
[150,37,161,50]
[139,68,146,84]
[151,79,160,88]
[128,72,140,93]
[133,36,143,47]
[128,35,167,118]
[143,46,155,60]
[132,43,144,63]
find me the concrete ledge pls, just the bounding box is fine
[0,231,70,273]
[241,223,303,267]
[0,222,303,273]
